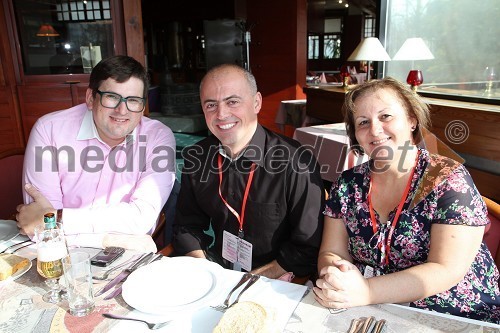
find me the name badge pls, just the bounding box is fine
[222,230,253,272]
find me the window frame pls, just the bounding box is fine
[5,0,125,85]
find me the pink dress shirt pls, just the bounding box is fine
[23,103,176,247]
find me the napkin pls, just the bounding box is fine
[320,72,327,83]
[102,234,157,253]
[199,270,307,332]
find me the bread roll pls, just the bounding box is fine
[0,253,30,281]
[213,301,271,333]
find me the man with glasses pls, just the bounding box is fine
[17,55,176,250]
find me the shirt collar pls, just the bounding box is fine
[218,124,265,167]
[77,109,136,146]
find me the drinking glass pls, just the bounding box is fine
[484,66,497,81]
[62,251,95,316]
[484,66,497,96]
[34,222,69,303]
[340,65,351,87]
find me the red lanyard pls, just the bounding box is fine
[217,154,256,238]
[368,150,419,266]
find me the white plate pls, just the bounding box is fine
[0,220,19,243]
[122,257,225,316]
[0,256,32,282]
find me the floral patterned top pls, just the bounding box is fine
[324,148,500,323]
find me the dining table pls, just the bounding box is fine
[274,99,308,132]
[274,99,325,133]
[293,123,369,183]
[1,234,499,333]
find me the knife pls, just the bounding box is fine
[103,253,164,300]
[0,239,33,254]
[95,252,154,297]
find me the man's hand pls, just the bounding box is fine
[16,184,55,236]
[250,260,287,279]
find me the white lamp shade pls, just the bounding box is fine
[393,38,434,61]
[347,37,391,61]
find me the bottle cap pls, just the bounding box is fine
[43,212,56,229]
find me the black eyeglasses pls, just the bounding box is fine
[96,90,146,113]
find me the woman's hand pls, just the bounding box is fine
[314,259,371,309]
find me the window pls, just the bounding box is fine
[308,18,342,61]
[308,35,320,59]
[13,0,115,76]
[381,0,500,104]
[364,16,376,38]
[323,34,341,59]
[56,0,111,21]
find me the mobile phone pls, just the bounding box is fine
[90,247,125,267]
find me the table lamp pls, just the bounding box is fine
[393,38,434,91]
[347,37,391,82]
[36,24,59,41]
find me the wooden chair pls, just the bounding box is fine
[0,148,25,220]
[482,196,500,270]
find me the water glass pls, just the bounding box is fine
[62,251,95,316]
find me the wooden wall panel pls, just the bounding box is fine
[122,0,145,66]
[468,167,500,203]
[0,0,24,152]
[0,87,23,151]
[246,0,307,132]
[17,85,73,138]
[71,83,89,105]
[428,102,500,162]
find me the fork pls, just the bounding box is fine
[102,313,171,330]
[0,240,34,254]
[213,274,260,312]
[211,272,252,311]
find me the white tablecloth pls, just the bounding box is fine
[1,240,498,333]
[285,291,500,332]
